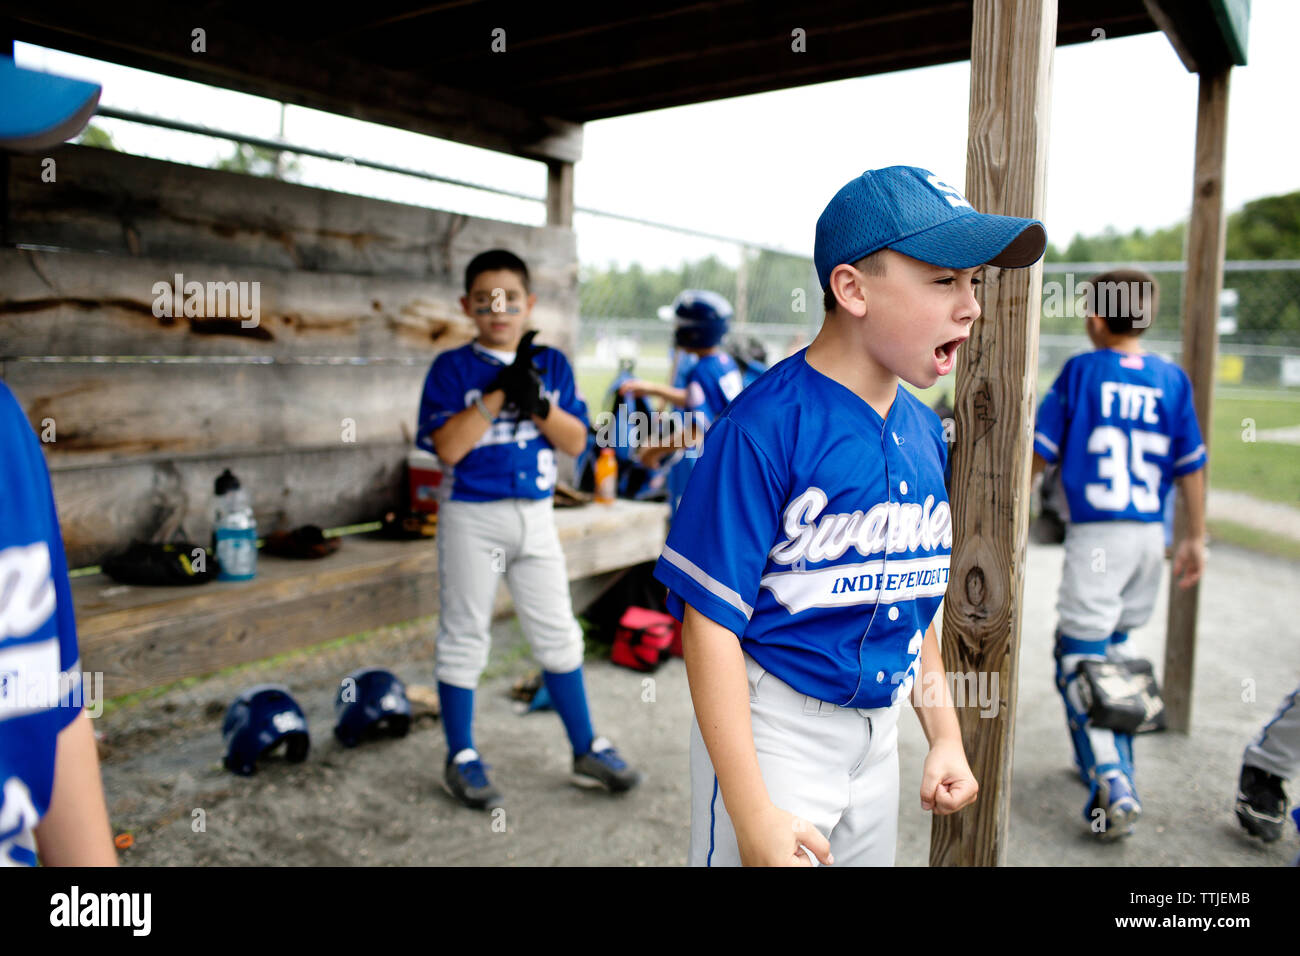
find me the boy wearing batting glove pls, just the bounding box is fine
[655,167,1046,866]
[417,249,642,810]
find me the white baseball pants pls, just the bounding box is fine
[434,497,584,688]
[1057,521,1166,641]
[1244,684,1300,780]
[689,652,902,867]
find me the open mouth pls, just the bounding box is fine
[933,336,966,375]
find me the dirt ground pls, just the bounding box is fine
[96,537,1300,867]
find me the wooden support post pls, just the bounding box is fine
[929,0,1055,867]
[1163,68,1230,733]
[546,159,574,228]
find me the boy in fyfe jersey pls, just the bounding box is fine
[1032,268,1206,841]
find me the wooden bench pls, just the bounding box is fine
[71,499,669,698]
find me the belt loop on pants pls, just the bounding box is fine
[802,695,836,716]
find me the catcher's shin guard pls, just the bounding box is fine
[1054,630,1123,788]
[1106,631,1136,782]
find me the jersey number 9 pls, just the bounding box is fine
[536,449,557,492]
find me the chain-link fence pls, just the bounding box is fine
[72,106,1299,397]
[1038,261,1300,390]
[577,221,816,395]
[576,217,1300,398]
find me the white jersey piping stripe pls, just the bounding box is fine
[660,545,754,620]
[1174,444,1206,469]
[1033,432,1059,455]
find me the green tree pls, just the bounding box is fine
[1226,192,1300,260]
[74,123,119,150]
[1051,190,1300,264]
[1047,190,1300,344]
[213,142,301,181]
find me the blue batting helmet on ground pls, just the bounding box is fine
[659,290,733,349]
[221,684,310,776]
[333,668,411,747]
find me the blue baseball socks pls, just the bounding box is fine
[438,681,476,760]
[543,666,595,757]
[441,669,596,761]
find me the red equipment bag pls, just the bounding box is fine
[611,607,677,672]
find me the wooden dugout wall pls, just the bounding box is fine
[0,145,579,569]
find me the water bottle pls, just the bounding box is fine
[213,468,257,581]
[595,448,617,504]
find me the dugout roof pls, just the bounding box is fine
[1,0,1250,164]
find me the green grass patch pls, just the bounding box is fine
[100,676,208,719]
[100,616,437,718]
[480,629,535,681]
[1208,517,1300,564]
[1206,393,1300,507]
[578,370,619,412]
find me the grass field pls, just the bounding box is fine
[1208,517,1300,563]
[1207,391,1300,506]
[576,366,1300,507]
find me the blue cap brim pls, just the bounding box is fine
[0,57,102,152]
[890,213,1046,269]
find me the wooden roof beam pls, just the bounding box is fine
[1,4,582,164]
[1144,0,1250,73]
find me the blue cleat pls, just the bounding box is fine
[443,748,504,810]
[572,736,642,793]
[1088,771,1141,841]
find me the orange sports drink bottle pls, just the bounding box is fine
[595,448,617,504]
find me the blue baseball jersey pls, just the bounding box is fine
[416,341,589,502]
[0,382,84,867]
[667,351,745,518]
[654,349,951,709]
[672,348,699,390]
[684,352,745,433]
[666,351,701,515]
[1034,349,1206,524]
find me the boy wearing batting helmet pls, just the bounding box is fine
[654,166,1045,866]
[417,249,642,809]
[1032,268,1207,840]
[623,290,746,516]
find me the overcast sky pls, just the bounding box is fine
[16,0,1299,270]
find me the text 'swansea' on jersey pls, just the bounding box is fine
[654,349,951,710]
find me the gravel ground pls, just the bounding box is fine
[97,538,1300,866]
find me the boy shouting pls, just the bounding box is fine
[655,167,1046,866]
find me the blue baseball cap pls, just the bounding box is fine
[0,57,101,152]
[814,166,1046,289]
